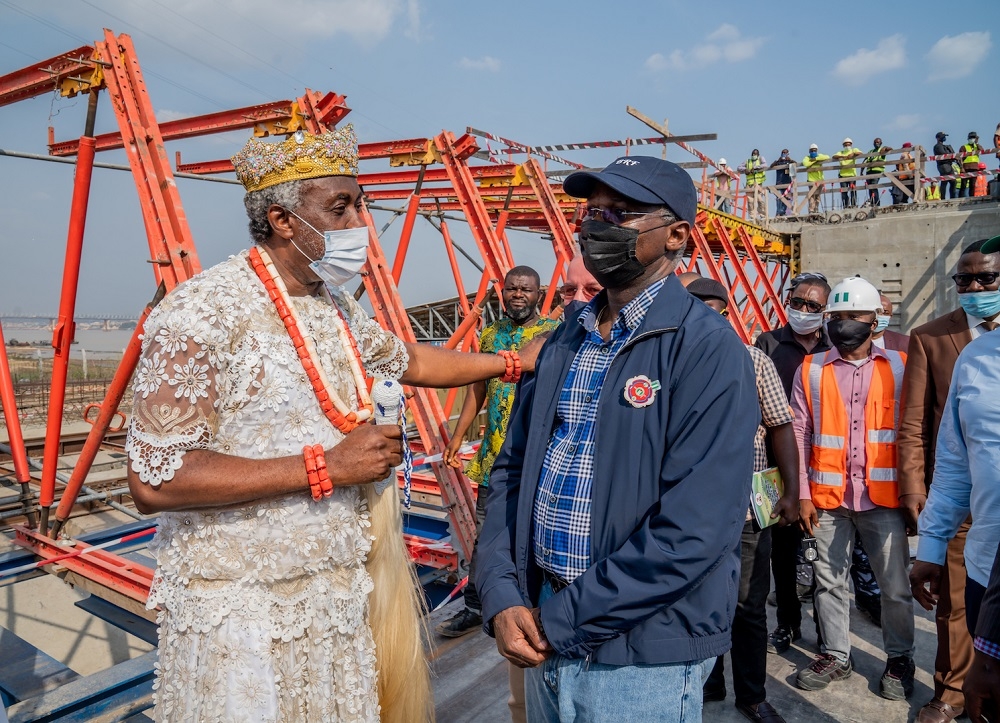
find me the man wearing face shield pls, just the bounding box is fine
[477,156,759,722]
[791,276,916,701]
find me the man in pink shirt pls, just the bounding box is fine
[791,276,916,700]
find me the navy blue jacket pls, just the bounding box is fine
[477,275,760,665]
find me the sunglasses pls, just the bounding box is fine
[788,297,825,313]
[952,272,1000,287]
[585,207,660,225]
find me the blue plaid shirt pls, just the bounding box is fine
[533,277,668,582]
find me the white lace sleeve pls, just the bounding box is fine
[125,305,226,487]
[329,286,409,380]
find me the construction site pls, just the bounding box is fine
[1,17,999,723]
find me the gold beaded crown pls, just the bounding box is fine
[232,125,360,193]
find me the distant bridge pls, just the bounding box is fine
[1,297,506,341]
[0,315,140,331]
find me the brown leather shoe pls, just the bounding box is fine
[915,698,963,723]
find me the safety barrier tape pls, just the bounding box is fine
[0,527,156,579]
[926,147,998,161]
[467,127,584,169]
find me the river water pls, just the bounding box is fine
[6,328,134,358]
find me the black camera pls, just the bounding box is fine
[802,536,818,562]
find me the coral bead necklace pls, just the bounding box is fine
[249,246,372,434]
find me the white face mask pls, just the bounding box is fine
[874,314,891,333]
[289,211,369,287]
[786,307,824,334]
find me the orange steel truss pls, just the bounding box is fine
[0,32,791,603]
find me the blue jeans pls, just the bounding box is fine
[525,582,712,722]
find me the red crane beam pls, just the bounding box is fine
[49,90,351,156]
[0,45,101,108]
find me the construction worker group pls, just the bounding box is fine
[709,130,996,218]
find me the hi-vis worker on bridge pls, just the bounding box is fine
[959,131,984,198]
[791,276,917,701]
[833,138,864,209]
[739,149,767,221]
[802,144,831,214]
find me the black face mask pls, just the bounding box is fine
[578,220,646,288]
[827,318,873,353]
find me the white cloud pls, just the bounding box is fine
[459,56,501,72]
[888,113,920,131]
[45,0,420,67]
[832,35,907,85]
[155,109,189,123]
[646,24,765,72]
[927,32,991,81]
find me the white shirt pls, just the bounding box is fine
[967,311,990,341]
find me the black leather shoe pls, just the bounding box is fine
[766,625,801,654]
[703,684,726,703]
[856,593,882,627]
[736,700,786,722]
[435,607,482,638]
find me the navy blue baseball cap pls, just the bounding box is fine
[563,155,697,225]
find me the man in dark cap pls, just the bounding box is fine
[685,274,798,723]
[934,132,957,200]
[478,156,760,722]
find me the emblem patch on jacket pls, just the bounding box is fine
[624,375,661,408]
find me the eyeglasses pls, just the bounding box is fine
[952,272,1000,287]
[788,297,825,313]
[585,207,660,225]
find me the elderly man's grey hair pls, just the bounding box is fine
[243,179,312,244]
[656,208,687,263]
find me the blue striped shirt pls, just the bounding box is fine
[533,277,667,582]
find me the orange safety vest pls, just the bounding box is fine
[975,172,988,197]
[800,349,906,509]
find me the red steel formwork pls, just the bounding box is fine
[0,31,791,604]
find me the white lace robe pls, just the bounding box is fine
[125,251,408,722]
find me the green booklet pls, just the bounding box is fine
[750,467,784,530]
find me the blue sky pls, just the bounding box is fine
[0,0,996,315]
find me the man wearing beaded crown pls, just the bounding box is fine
[124,124,527,723]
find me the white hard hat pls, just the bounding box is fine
[809,143,818,150]
[843,137,853,145]
[826,276,881,313]
[719,158,727,165]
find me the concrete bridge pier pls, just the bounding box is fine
[776,200,1000,332]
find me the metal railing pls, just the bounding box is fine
[700,146,998,223]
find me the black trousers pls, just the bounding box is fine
[463,489,489,612]
[966,575,988,638]
[707,523,772,706]
[771,522,803,630]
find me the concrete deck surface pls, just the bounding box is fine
[430,590,943,723]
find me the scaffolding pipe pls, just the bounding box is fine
[0,443,144,523]
[40,93,99,536]
[0,320,36,527]
[51,287,163,538]
[0,486,134,521]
